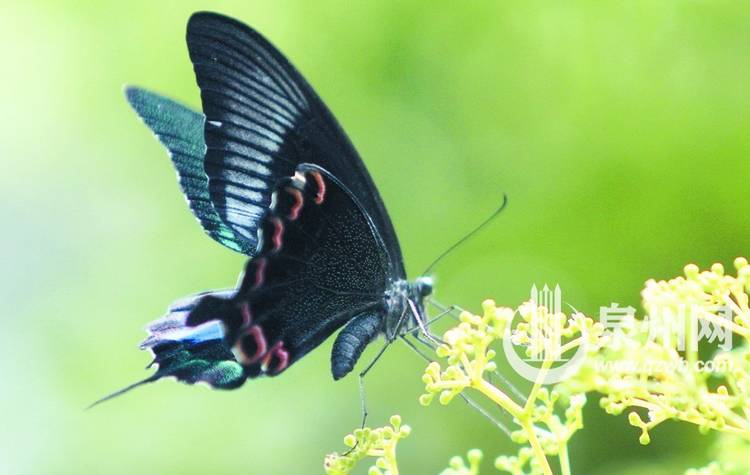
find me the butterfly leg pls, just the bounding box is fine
[356,341,390,429]
[429,300,467,319]
[407,299,445,345]
[339,340,389,457]
[347,306,412,434]
[402,304,457,337]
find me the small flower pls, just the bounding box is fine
[439,449,483,475]
[324,415,411,475]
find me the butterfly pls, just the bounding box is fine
[97,11,437,402]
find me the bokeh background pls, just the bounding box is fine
[2,1,749,473]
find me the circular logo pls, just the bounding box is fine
[501,309,588,384]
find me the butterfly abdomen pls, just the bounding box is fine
[331,313,383,380]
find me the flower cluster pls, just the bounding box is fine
[420,300,602,475]
[560,259,750,447]
[324,415,411,475]
[325,259,750,474]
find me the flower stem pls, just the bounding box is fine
[520,418,554,475]
[559,441,571,475]
[477,379,524,418]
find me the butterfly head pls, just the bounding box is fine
[414,276,434,300]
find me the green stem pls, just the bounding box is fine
[477,379,524,419]
[525,357,554,414]
[700,307,749,338]
[520,418,554,475]
[385,445,398,475]
[559,442,571,475]
[686,306,698,370]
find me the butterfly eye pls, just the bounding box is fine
[415,276,434,297]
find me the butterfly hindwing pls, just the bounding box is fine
[116,164,390,396]
[185,165,390,378]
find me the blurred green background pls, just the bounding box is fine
[2,1,749,473]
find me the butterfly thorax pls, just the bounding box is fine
[383,276,433,340]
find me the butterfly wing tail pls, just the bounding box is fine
[89,290,247,407]
[86,374,162,409]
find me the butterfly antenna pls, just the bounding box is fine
[422,193,509,276]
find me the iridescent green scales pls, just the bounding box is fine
[146,340,245,389]
[125,87,256,254]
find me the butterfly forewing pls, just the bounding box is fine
[186,12,405,275]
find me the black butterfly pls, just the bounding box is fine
[100,11,436,401]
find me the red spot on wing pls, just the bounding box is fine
[309,171,326,204]
[234,324,268,365]
[262,341,290,375]
[270,217,284,252]
[286,187,303,220]
[239,302,253,328]
[246,326,267,364]
[253,258,267,289]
